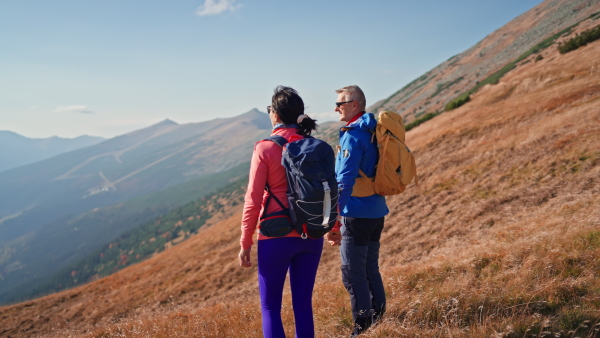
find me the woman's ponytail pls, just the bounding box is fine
[297,114,318,136]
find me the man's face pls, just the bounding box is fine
[335,93,360,123]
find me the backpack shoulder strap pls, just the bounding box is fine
[260,135,289,214]
[358,170,369,179]
[263,183,287,215]
[263,135,288,148]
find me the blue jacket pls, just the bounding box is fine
[335,113,389,218]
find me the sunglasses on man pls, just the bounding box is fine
[335,101,354,108]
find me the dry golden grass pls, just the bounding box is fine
[2,32,600,338]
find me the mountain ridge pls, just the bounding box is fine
[0,131,105,173]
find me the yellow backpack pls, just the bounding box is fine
[352,111,418,197]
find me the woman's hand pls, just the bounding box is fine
[325,230,341,246]
[325,216,343,246]
[239,248,252,268]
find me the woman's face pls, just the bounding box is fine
[268,105,281,126]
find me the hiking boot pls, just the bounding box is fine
[373,309,385,325]
[350,326,364,337]
[350,318,370,337]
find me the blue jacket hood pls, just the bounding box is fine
[345,112,376,133]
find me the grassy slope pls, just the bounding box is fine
[1,31,600,338]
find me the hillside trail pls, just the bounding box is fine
[52,123,179,182]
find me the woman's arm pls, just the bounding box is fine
[240,141,270,251]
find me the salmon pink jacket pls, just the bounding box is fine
[240,126,303,250]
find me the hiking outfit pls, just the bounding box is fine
[336,112,389,334]
[241,124,323,338]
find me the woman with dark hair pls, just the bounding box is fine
[239,86,321,338]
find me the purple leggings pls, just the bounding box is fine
[257,237,323,338]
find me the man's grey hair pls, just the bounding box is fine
[336,85,366,111]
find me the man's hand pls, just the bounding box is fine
[238,248,252,267]
[325,229,341,246]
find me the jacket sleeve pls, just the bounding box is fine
[240,141,269,250]
[336,132,363,211]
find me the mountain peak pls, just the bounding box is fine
[155,119,178,127]
[238,108,270,129]
[242,108,265,116]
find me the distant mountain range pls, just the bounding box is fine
[0,108,271,304]
[0,131,105,173]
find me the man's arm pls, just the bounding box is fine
[337,132,363,212]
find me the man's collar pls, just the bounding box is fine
[346,111,365,126]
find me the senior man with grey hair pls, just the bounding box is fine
[326,85,389,336]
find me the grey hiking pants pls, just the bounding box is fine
[340,216,386,331]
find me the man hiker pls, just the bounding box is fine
[326,85,389,336]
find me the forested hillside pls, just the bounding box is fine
[21,177,247,303]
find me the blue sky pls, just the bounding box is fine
[0,0,544,138]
